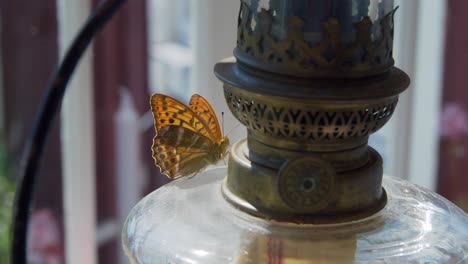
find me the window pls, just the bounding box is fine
[370,0,447,191]
[2,1,464,263]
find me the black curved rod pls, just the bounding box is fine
[11,0,127,263]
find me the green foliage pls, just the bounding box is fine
[0,141,13,263]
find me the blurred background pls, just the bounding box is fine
[0,0,466,263]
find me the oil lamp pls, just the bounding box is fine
[122,0,468,263]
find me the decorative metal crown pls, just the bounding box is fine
[235,2,397,78]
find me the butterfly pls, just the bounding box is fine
[150,93,230,179]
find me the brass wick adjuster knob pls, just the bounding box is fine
[277,157,335,213]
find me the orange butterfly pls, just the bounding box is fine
[150,94,230,179]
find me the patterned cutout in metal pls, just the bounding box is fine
[236,1,397,77]
[225,87,398,142]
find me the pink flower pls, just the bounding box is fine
[27,209,63,264]
[440,103,468,140]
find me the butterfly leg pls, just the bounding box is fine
[187,168,204,180]
[222,150,231,166]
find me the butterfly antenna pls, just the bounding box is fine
[222,112,225,136]
[225,123,242,138]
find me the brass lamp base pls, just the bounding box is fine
[222,139,387,224]
[215,58,409,224]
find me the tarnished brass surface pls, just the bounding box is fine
[215,58,410,101]
[248,133,370,172]
[223,83,399,146]
[214,58,408,222]
[214,0,409,224]
[223,139,387,223]
[236,1,397,78]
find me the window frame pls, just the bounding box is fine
[57,0,97,263]
[384,0,447,190]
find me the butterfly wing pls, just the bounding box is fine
[152,125,215,179]
[150,94,214,140]
[150,94,227,179]
[189,94,222,142]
